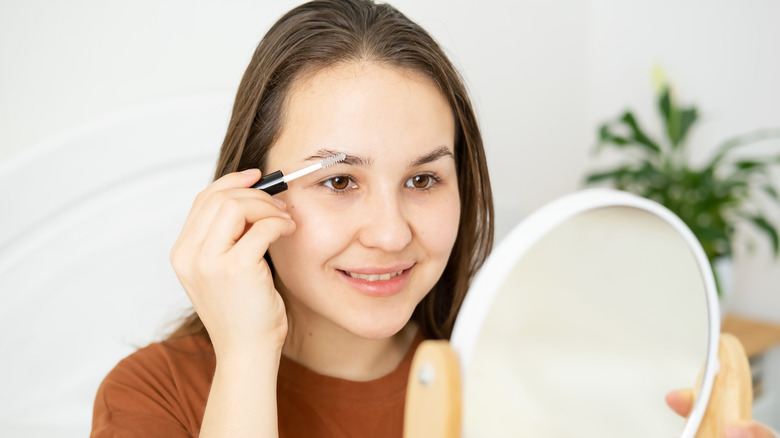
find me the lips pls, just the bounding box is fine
[338,265,414,297]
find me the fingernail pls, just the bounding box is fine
[272,198,287,209]
[241,168,258,176]
[724,425,751,438]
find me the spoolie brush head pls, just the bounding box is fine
[255,152,348,195]
[321,153,346,168]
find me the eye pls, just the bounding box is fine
[322,175,355,192]
[406,174,437,190]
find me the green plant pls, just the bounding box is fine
[585,80,780,294]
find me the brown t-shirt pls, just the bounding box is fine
[90,332,424,437]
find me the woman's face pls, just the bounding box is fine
[266,62,460,340]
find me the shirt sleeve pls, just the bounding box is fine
[89,345,198,438]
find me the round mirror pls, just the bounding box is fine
[450,189,720,437]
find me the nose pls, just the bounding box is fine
[357,190,412,252]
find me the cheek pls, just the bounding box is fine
[268,199,352,268]
[415,195,461,256]
[269,191,461,268]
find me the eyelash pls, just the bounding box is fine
[321,175,358,194]
[319,172,441,194]
[404,172,440,191]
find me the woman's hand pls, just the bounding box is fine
[170,169,296,358]
[666,389,777,438]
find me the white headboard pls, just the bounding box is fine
[0,94,232,437]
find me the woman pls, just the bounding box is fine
[90,1,775,436]
[91,1,491,437]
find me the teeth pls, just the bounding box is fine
[345,270,404,281]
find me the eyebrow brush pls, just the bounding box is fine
[252,153,346,195]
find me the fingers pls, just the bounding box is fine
[231,215,296,263]
[171,169,294,281]
[665,388,694,417]
[208,168,261,192]
[200,195,292,256]
[190,190,286,248]
[665,389,777,438]
[177,170,259,239]
[750,423,779,438]
[725,422,779,438]
[175,170,287,248]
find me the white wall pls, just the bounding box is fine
[586,0,780,322]
[0,0,296,159]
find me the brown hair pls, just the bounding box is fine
[168,0,493,341]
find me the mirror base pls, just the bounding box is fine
[403,334,753,437]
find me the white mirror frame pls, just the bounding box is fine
[450,188,721,437]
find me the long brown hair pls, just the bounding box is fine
[169,0,493,341]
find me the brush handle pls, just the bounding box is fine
[251,170,288,195]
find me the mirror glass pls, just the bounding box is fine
[451,191,717,437]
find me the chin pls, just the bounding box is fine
[343,312,415,340]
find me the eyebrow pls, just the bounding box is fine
[304,149,372,167]
[303,146,453,168]
[410,146,454,167]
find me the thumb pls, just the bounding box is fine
[725,422,779,438]
[665,388,694,417]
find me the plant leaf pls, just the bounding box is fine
[707,129,780,169]
[734,160,765,171]
[657,85,697,148]
[763,184,780,203]
[674,107,698,147]
[746,215,780,257]
[658,86,672,128]
[690,223,731,260]
[598,124,630,146]
[620,111,662,155]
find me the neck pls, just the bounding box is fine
[281,314,418,382]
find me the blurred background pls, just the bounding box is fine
[1,0,779,435]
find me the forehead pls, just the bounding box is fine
[268,62,455,166]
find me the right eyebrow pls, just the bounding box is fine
[410,146,454,167]
[303,149,372,167]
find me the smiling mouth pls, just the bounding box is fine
[342,270,405,282]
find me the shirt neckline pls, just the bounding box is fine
[277,330,425,401]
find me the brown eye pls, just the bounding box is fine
[326,176,351,191]
[407,174,433,189]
